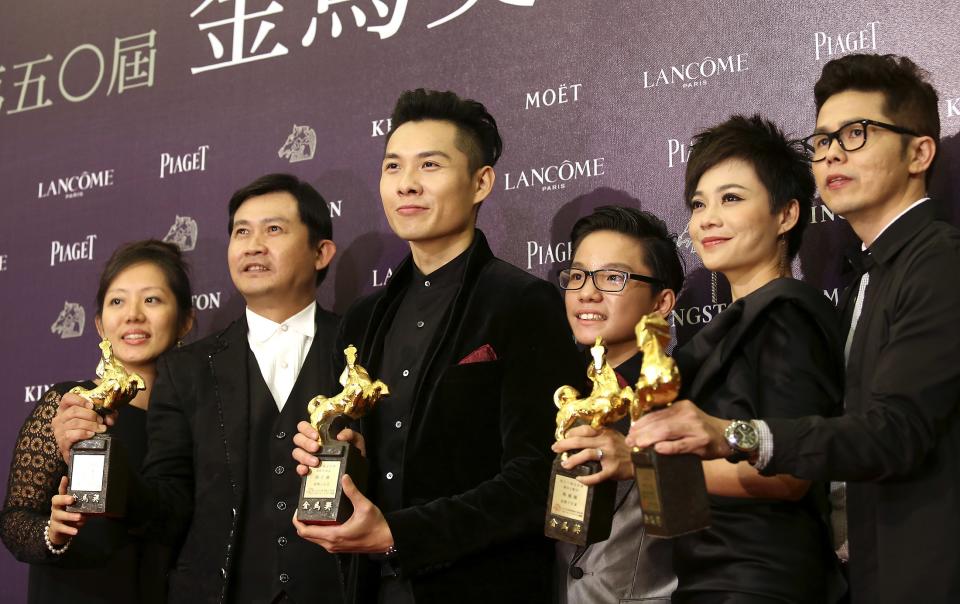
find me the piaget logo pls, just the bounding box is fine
[37,169,115,199]
[643,53,748,89]
[526,240,571,270]
[50,234,97,267]
[160,144,209,179]
[814,21,879,61]
[668,138,692,168]
[503,158,605,192]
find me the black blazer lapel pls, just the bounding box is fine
[209,318,251,499]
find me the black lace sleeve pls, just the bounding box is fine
[0,383,77,564]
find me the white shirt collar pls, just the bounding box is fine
[863,197,929,250]
[245,302,316,343]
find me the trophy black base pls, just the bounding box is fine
[544,456,615,546]
[631,447,710,537]
[66,434,128,516]
[298,441,368,525]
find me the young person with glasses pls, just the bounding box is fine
[630,54,960,604]
[553,205,684,604]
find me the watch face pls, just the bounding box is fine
[729,421,759,451]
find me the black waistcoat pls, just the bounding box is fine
[231,348,342,604]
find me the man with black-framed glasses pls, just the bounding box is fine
[629,53,960,604]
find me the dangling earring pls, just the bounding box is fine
[778,236,789,278]
[710,271,718,305]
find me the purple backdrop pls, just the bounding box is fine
[1,1,958,599]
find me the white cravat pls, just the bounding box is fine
[246,303,316,411]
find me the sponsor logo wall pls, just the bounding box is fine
[1,0,958,596]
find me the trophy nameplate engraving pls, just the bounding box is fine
[631,315,710,537]
[66,339,141,516]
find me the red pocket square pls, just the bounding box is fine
[458,344,498,365]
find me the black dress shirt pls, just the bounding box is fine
[372,251,468,515]
[764,200,960,603]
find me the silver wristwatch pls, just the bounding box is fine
[724,420,759,463]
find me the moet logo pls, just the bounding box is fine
[824,288,839,306]
[504,158,605,192]
[160,144,209,179]
[371,117,392,137]
[372,268,393,288]
[37,169,115,200]
[192,291,221,311]
[163,216,198,251]
[525,83,582,110]
[50,234,97,267]
[814,21,879,61]
[24,384,55,403]
[527,240,571,270]
[643,53,748,89]
[51,302,85,339]
[278,125,316,163]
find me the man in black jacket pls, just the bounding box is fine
[292,89,583,604]
[627,55,960,604]
[59,174,346,604]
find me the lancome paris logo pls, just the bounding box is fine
[643,53,748,90]
[163,216,198,252]
[504,158,605,193]
[51,302,85,339]
[278,125,316,163]
[38,169,115,200]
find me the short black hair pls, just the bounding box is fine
[815,53,940,183]
[387,89,503,173]
[684,115,813,259]
[570,205,685,295]
[96,239,193,332]
[227,173,333,286]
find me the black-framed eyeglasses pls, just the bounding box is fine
[800,119,919,162]
[558,268,663,293]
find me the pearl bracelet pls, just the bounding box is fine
[44,519,71,555]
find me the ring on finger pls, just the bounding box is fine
[596,447,604,461]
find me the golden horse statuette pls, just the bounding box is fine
[66,338,143,516]
[306,345,390,446]
[546,337,634,546]
[69,339,145,413]
[299,345,389,525]
[630,313,710,537]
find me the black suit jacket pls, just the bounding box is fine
[764,201,960,603]
[128,304,345,604]
[338,230,583,604]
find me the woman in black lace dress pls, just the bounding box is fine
[0,240,193,603]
